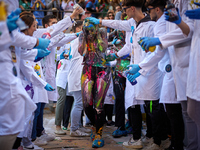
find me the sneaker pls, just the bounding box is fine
[125,120,130,129]
[62,127,67,130]
[106,121,115,126]
[92,135,104,148]
[112,128,127,138]
[70,129,90,137]
[142,136,153,145]
[161,138,171,149]
[40,133,55,142]
[126,126,133,134]
[33,138,47,146]
[123,137,143,149]
[149,143,163,150]
[55,128,66,135]
[24,143,44,150]
[79,127,91,133]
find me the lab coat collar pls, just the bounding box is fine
[136,14,151,28]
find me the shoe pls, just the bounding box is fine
[161,138,171,149]
[33,137,47,146]
[123,137,143,149]
[142,136,153,145]
[62,127,67,130]
[125,120,130,129]
[92,135,104,148]
[106,121,115,126]
[40,132,55,142]
[149,143,163,150]
[24,143,44,150]
[55,128,66,135]
[126,126,133,134]
[79,127,91,133]
[112,128,127,138]
[70,129,90,137]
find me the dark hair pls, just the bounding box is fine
[19,11,34,31]
[145,0,167,12]
[99,0,109,4]
[42,15,57,28]
[124,0,144,8]
[72,21,83,33]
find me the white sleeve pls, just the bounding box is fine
[102,19,133,32]
[0,22,12,47]
[12,30,37,49]
[55,34,77,47]
[117,42,131,57]
[33,16,73,38]
[20,60,47,88]
[20,49,38,61]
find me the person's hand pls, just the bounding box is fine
[139,37,161,50]
[35,38,51,50]
[106,53,118,61]
[60,51,65,59]
[44,83,55,91]
[111,37,118,45]
[76,31,82,37]
[126,64,141,74]
[6,17,18,32]
[164,8,181,24]
[185,2,200,19]
[127,72,141,82]
[7,8,21,19]
[34,49,51,62]
[70,6,84,19]
[86,17,100,25]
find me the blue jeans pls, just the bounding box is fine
[31,103,45,140]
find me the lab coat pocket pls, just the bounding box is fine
[10,83,20,99]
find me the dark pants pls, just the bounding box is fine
[113,72,126,130]
[63,96,74,127]
[165,103,184,150]
[104,104,113,121]
[128,105,142,140]
[32,102,45,140]
[144,104,153,138]
[145,100,168,145]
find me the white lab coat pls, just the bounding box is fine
[68,37,84,92]
[158,0,192,101]
[186,0,200,101]
[0,27,37,135]
[102,17,163,101]
[56,44,71,89]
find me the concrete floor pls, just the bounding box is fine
[40,108,170,150]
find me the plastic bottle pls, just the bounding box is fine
[138,40,156,52]
[124,71,137,86]
[0,1,7,21]
[165,0,179,22]
[73,4,85,15]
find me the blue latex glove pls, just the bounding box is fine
[164,8,181,24]
[86,17,100,25]
[139,37,161,50]
[121,54,130,59]
[127,72,141,82]
[112,37,118,44]
[35,38,51,50]
[7,8,21,19]
[60,51,65,60]
[44,83,55,91]
[34,49,51,62]
[76,31,82,37]
[185,2,200,19]
[126,64,141,74]
[105,62,111,67]
[106,53,118,61]
[6,17,19,32]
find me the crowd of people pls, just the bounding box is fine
[1,0,200,150]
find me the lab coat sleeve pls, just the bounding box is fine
[102,19,132,32]
[54,34,77,47]
[20,49,38,61]
[20,60,47,88]
[12,30,37,49]
[33,16,73,38]
[117,42,131,57]
[139,46,166,76]
[0,22,12,47]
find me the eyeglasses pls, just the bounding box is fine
[146,7,155,13]
[109,14,114,17]
[122,6,131,12]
